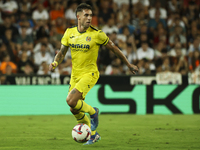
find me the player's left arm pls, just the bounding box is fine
[105,40,138,74]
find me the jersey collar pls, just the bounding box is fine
[77,26,90,33]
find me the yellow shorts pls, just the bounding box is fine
[69,71,99,99]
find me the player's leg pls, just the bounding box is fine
[66,72,99,131]
[68,77,92,128]
[70,107,97,137]
[70,107,91,128]
[67,88,96,116]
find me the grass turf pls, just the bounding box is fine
[0,114,199,150]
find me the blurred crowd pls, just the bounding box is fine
[0,0,200,76]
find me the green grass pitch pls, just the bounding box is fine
[0,114,199,150]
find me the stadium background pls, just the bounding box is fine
[0,0,200,115]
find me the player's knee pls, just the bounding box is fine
[66,97,76,107]
[70,107,79,115]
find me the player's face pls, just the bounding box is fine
[79,9,92,28]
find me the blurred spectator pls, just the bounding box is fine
[113,0,129,7]
[98,0,114,26]
[117,26,131,43]
[149,1,167,19]
[33,43,53,67]
[113,0,149,8]
[101,18,118,34]
[188,37,200,53]
[18,12,34,34]
[148,9,167,31]
[54,17,67,35]
[168,13,186,31]
[154,41,167,59]
[135,24,154,48]
[49,24,63,48]
[118,16,135,34]
[153,25,168,45]
[136,41,155,72]
[0,15,19,38]
[33,36,54,56]
[137,58,151,75]
[0,29,17,62]
[169,25,187,48]
[15,26,33,52]
[137,41,154,61]
[126,35,137,53]
[181,1,199,24]
[168,0,181,13]
[105,58,123,75]
[0,75,9,84]
[31,0,50,10]
[161,57,171,72]
[18,0,32,17]
[91,6,99,28]
[65,2,78,26]
[0,0,18,15]
[190,50,200,71]
[0,54,17,74]
[187,21,200,44]
[49,1,64,21]
[35,25,49,40]
[168,42,187,57]
[18,41,33,60]
[175,56,188,75]
[132,11,149,31]
[136,33,152,48]
[18,50,34,74]
[37,61,50,75]
[170,46,187,72]
[132,0,150,8]
[32,3,49,27]
[0,43,7,61]
[132,0,149,19]
[116,3,130,27]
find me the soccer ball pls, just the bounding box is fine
[72,123,91,143]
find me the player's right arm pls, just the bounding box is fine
[49,44,69,71]
[49,28,70,71]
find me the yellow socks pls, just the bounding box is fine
[74,100,95,116]
[91,130,96,136]
[74,112,90,127]
[74,112,96,136]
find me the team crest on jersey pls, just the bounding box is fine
[86,36,91,42]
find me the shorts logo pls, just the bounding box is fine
[86,36,91,42]
[88,85,90,88]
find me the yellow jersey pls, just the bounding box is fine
[61,25,109,76]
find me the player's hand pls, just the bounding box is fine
[129,64,139,74]
[49,61,58,72]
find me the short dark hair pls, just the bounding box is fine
[75,3,92,16]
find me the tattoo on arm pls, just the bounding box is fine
[54,44,69,64]
[71,89,76,94]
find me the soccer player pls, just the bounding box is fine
[49,3,138,145]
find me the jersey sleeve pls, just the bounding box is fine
[61,28,69,46]
[96,30,109,45]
